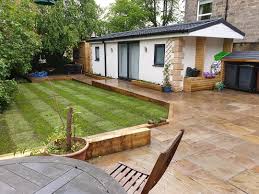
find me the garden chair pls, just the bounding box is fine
[109,129,184,194]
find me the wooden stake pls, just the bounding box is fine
[66,107,73,151]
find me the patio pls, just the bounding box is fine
[89,89,259,194]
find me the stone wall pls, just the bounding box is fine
[184,0,259,50]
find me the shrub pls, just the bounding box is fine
[0,80,17,113]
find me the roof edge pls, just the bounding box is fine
[188,18,245,36]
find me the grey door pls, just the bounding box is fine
[118,43,128,79]
[129,43,139,80]
[118,42,139,80]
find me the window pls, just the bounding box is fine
[154,44,165,66]
[95,47,100,61]
[197,0,212,21]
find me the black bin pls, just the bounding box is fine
[224,63,239,89]
[256,67,259,92]
[238,64,256,92]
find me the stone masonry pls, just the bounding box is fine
[185,0,259,51]
[170,38,184,92]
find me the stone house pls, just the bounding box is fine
[185,0,259,51]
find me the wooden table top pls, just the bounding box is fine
[0,156,127,194]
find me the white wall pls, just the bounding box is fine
[204,38,224,72]
[90,37,224,86]
[106,43,118,78]
[91,43,105,76]
[182,37,196,77]
[189,23,244,40]
[139,39,167,84]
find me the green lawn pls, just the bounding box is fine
[0,80,168,155]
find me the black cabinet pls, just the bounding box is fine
[224,63,257,92]
[238,65,256,92]
[224,63,239,89]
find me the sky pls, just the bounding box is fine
[95,0,185,10]
[95,0,115,8]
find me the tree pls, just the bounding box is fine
[37,0,99,56]
[143,0,184,27]
[0,0,41,76]
[0,0,40,112]
[105,0,183,33]
[105,0,148,33]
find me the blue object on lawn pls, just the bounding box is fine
[31,71,48,78]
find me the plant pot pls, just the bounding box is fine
[49,137,89,161]
[162,86,172,93]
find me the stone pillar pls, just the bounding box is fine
[171,38,184,92]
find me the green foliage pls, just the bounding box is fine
[37,0,99,55]
[142,0,183,27]
[0,0,41,111]
[0,80,17,113]
[0,59,9,80]
[215,81,225,91]
[0,0,41,76]
[45,107,84,155]
[105,0,183,33]
[106,0,148,32]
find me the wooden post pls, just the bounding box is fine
[223,39,233,52]
[221,39,233,81]
[78,42,92,73]
[195,37,206,74]
[66,107,73,151]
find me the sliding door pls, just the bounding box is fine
[129,43,139,80]
[118,42,139,80]
[118,43,128,79]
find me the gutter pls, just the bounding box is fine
[225,0,229,21]
[103,41,107,77]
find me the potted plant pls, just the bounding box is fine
[45,107,89,161]
[162,63,173,93]
[215,81,225,92]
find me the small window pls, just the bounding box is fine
[154,44,165,66]
[95,47,100,61]
[197,0,212,21]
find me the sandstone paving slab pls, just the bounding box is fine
[186,148,247,181]
[229,166,259,194]
[188,169,246,194]
[231,142,259,163]
[203,133,245,150]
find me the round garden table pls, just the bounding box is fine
[0,156,127,194]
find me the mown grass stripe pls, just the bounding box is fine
[28,82,110,136]
[15,84,57,139]
[3,102,39,149]
[0,111,16,154]
[56,80,167,121]
[39,82,127,129]
[19,84,62,129]
[44,81,145,127]
[0,80,168,155]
